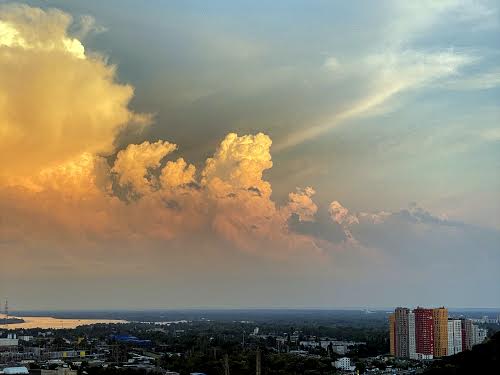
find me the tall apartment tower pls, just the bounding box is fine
[447,320,454,355]
[461,319,474,351]
[389,313,396,356]
[447,319,463,355]
[432,307,448,357]
[394,307,410,358]
[414,307,434,359]
[408,311,417,359]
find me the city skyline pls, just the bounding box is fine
[0,0,499,310]
[389,305,489,360]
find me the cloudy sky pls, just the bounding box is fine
[0,0,499,310]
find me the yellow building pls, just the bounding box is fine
[389,313,396,356]
[433,307,448,357]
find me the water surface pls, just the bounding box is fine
[0,314,126,329]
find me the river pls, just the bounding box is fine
[0,314,127,329]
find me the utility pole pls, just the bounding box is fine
[2,297,9,331]
[256,349,261,375]
[223,354,230,375]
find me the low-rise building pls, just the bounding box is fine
[333,357,355,371]
[1,367,29,375]
[0,338,19,349]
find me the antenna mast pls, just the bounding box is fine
[223,354,230,375]
[2,297,8,329]
[256,349,261,375]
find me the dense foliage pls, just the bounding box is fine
[424,331,500,374]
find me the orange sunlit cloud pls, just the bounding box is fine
[0,3,149,179]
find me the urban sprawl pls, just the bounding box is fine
[0,307,497,375]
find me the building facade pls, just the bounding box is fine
[473,325,487,346]
[461,319,474,351]
[389,313,396,356]
[390,307,486,360]
[334,357,355,371]
[447,319,462,355]
[414,307,434,358]
[394,307,410,358]
[433,307,448,357]
[408,311,417,359]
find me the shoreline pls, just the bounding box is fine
[0,314,127,330]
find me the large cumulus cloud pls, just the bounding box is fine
[0,4,325,257]
[1,132,331,258]
[0,3,148,179]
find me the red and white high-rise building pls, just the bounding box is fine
[414,307,434,359]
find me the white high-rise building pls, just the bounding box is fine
[472,324,478,347]
[409,312,417,359]
[474,326,487,346]
[447,319,462,355]
[447,321,454,355]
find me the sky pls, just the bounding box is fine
[0,0,499,310]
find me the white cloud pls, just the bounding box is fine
[437,68,500,90]
[276,50,474,151]
[274,0,497,151]
[324,56,340,71]
[73,15,108,39]
[481,128,500,141]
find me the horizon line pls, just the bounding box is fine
[7,306,500,312]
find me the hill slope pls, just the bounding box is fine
[424,331,500,374]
